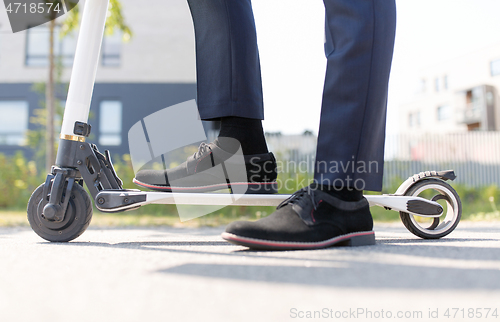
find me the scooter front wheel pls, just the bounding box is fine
[27,183,93,242]
[399,178,462,239]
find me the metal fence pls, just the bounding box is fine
[263,132,500,188]
[384,132,500,187]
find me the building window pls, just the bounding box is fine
[437,105,452,121]
[491,59,500,77]
[26,25,121,67]
[418,79,426,93]
[443,75,448,90]
[434,77,440,92]
[101,30,122,66]
[409,111,421,128]
[0,101,29,145]
[99,100,122,146]
[25,25,77,67]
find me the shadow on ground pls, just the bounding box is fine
[53,234,500,290]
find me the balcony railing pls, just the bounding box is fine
[457,102,483,124]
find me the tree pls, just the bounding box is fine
[46,15,56,173]
[42,0,132,172]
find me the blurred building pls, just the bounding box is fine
[399,43,500,134]
[0,0,207,156]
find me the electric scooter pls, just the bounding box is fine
[26,0,462,242]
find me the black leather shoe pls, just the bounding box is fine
[222,185,375,250]
[134,140,278,194]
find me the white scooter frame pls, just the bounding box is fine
[26,0,462,242]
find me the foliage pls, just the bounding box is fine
[27,61,66,170]
[2,152,500,225]
[61,0,133,41]
[33,0,133,167]
[0,152,44,209]
[454,184,500,220]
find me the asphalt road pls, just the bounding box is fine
[1,222,500,322]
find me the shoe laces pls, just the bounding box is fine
[278,185,318,210]
[194,142,212,159]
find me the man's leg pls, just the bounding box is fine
[223,0,397,249]
[316,0,396,193]
[187,0,263,121]
[134,0,277,194]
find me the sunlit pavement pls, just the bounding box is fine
[1,222,500,322]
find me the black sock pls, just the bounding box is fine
[318,185,364,202]
[216,116,268,155]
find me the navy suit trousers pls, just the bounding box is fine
[187,0,396,191]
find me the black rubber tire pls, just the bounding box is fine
[27,182,93,242]
[399,179,462,239]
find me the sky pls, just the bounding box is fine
[251,0,500,135]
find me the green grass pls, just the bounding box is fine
[3,204,499,228]
[2,152,499,227]
[0,206,273,228]
[0,210,30,227]
[468,211,500,221]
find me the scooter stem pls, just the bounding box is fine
[60,0,110,140]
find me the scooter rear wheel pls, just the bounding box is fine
[27,183,93,242]
[399,178,462,239]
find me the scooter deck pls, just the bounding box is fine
[95,190,443,217]
[146,192,290,206]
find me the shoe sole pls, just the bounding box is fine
[133,178,278,194]
[221,231,375,250]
